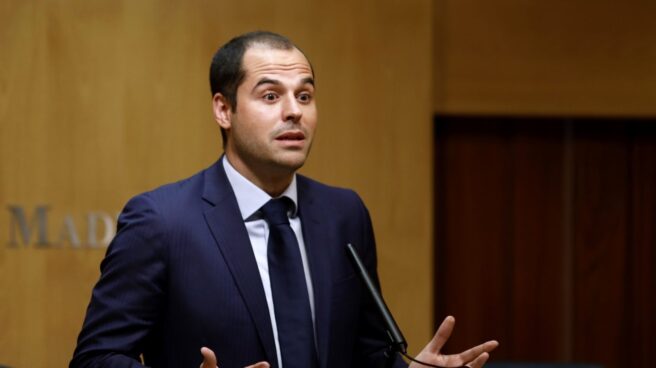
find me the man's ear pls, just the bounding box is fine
[212,93,232,130]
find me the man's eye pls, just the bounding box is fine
[298,93,312,103]
[264,93,277,101]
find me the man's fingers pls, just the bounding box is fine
[200,347,218,368]
[246,362,270,368]
[199,347,268,368]
[425,315,456,353]
[467,352,490,368]
[456,340,499,366]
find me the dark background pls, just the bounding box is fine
[434,117,655,367]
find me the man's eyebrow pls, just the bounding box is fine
[253,78,281,90]
[252,77,315,91]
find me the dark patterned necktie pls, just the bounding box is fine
[260,197,318,368]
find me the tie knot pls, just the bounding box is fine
[260,197,292,226]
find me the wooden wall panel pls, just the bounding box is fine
[509,125,566,360]
[435,119,655,367]
[435,121,515,352]
[433,0,656,116]
[435,121,566,360]
[629,126,656,365]
[0,1,434,366]
[571,125,630,367]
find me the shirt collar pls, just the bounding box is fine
[222,156,298,220]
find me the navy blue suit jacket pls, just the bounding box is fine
[71,159,408,368]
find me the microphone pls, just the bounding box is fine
[346,243,464,368]
[346,243,407,354]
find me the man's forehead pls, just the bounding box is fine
[242,45,313,78]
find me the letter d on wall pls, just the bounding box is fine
[87,211,115,247]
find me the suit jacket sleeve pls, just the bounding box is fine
[70,193,167,368]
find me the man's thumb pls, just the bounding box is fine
[200,347,218,368]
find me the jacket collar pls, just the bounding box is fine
[202,158,334,368]
[202,158,279,366]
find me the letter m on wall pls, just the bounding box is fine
[7,205,50,247]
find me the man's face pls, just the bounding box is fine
[215,45,317,180]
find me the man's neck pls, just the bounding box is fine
[223,153,295,197]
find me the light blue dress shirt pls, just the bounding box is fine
[222,157,316,367]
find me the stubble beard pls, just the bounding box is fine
[227,135,313,182]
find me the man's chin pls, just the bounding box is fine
[272,152,309,171]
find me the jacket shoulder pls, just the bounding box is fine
[297,175,362,201]
[296,174,369,219]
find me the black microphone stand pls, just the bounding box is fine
[346,243,408,367]
[347,243,466,368]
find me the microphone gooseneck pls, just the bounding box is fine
[346,243,407,354]
[346,243,465,368]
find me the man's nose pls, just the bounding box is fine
[282,95,302,123]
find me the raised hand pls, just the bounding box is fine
[409,316,498,368]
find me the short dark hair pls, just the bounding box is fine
[209,31,308,145]
[210,31,297,107]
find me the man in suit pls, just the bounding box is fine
[71,31,497,368]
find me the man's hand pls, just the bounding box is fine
[200,347,270,368]
[409,316,498,368]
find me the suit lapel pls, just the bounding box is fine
[202,160,278,367]
[297,177,333,368]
